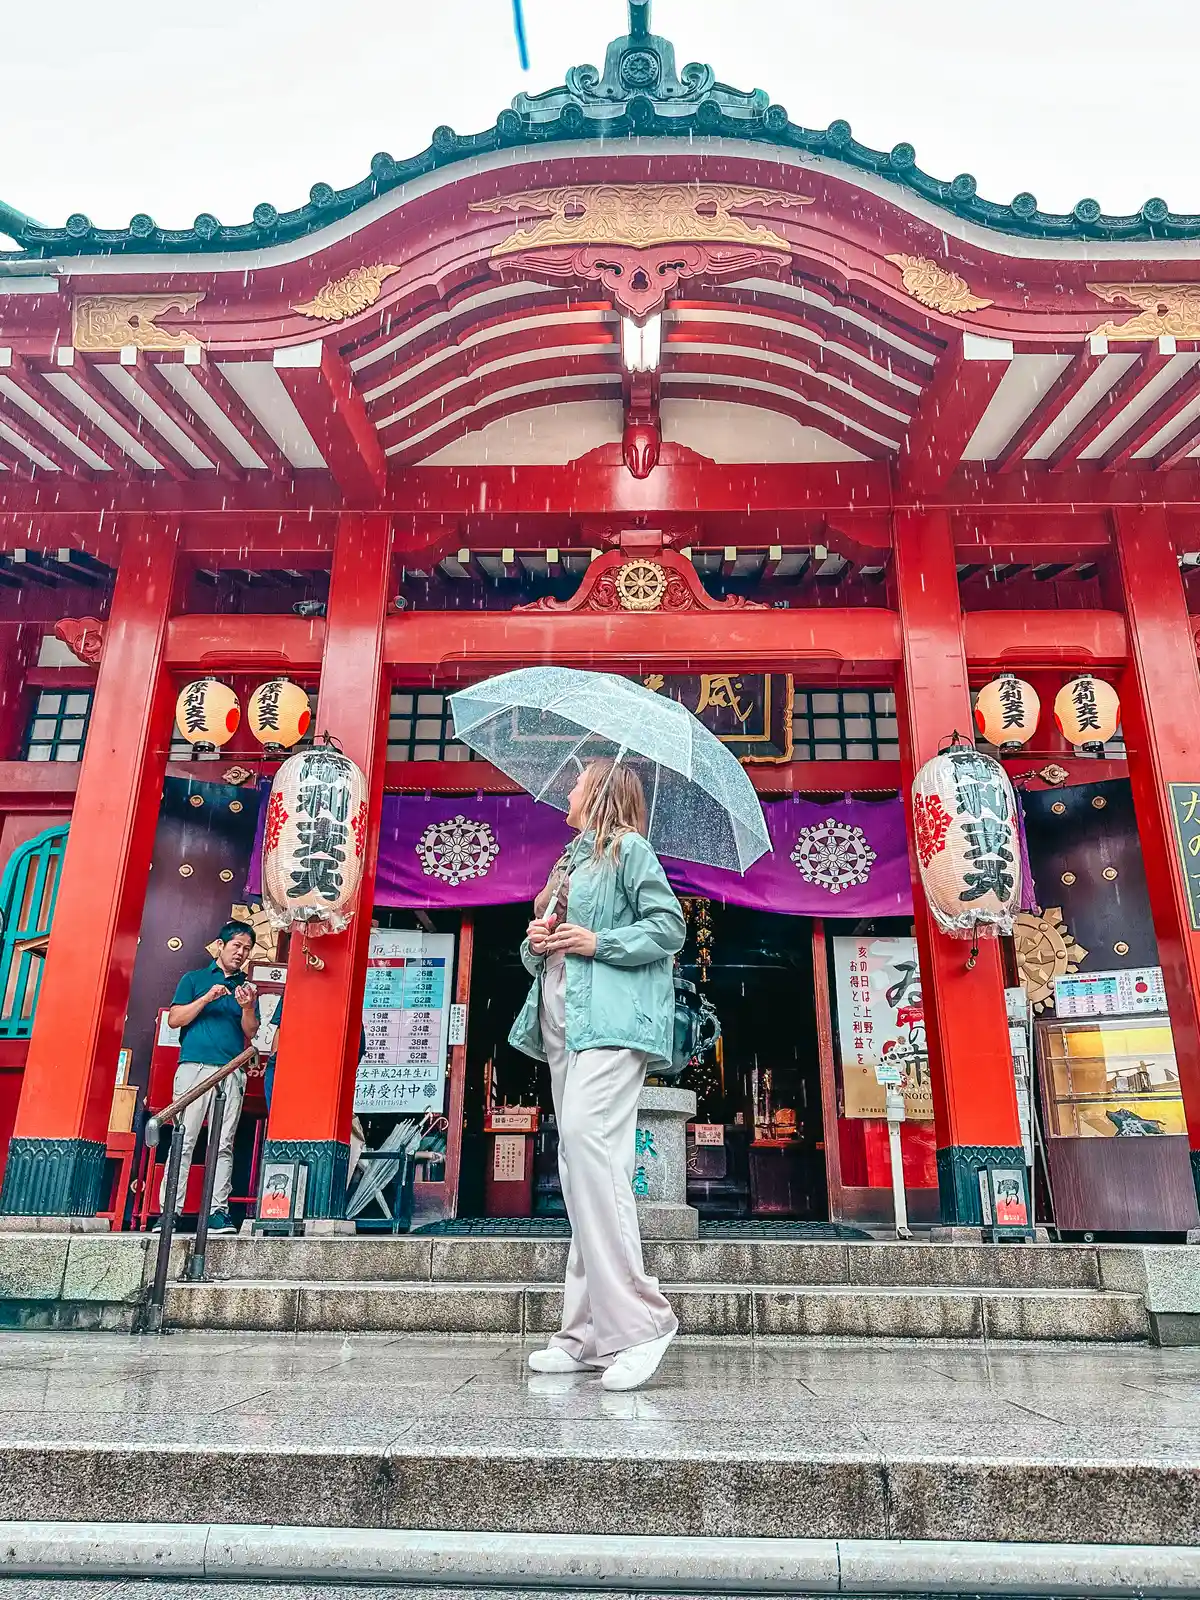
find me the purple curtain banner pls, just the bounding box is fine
[248,788,913,916]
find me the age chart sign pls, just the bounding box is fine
[354,929,455,1115]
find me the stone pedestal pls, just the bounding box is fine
[635,1085,698,1240]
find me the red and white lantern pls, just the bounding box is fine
[1054,675,1120,755]
[174,678,240,750]
[911,739,1021,938]
[974,675,1040,753]
[248,678,312,754]
[261,744,368,936]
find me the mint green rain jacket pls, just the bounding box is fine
[509,830,686,1071]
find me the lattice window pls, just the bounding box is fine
[792,689,900,762]
[0,824,68,1038]
[387,691,469,762]
[24,689,93,763]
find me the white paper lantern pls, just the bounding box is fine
[911,739,1021,939]
[249,679,311,753]
[1054,675,1120,754]
[974,675,1040,752]
[261,744,368,936]
[174,679,240,749]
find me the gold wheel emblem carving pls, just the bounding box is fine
[615,559,668,611]
[1013,906,1088,1013]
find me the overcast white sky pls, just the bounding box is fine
[2,0,1197,233]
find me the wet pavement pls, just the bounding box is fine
[0,1330,1194,1543]
[0,1327,1194,1452]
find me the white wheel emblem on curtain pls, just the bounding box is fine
[789,818,877,895]
[416,815,501,885]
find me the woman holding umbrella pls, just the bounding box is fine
[449,666,771,1391]
[510,757,686,1392]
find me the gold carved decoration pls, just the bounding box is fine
[1014,905,1088,1013]
[206,902,278,967]
[292,264,402,322]
[471,183,810,255]
[72,293,204,352]
[885,254,993,314]
[615,559,669,611]
[1090,283,1200,339]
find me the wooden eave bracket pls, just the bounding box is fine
[273,342,388,503]
[897,332,1013,497]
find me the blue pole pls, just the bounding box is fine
[512,0,530,70]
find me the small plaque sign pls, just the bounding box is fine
[492,1134,525,1183]
[448,1004,468,1046]
[260,1160,307,1222]
[1168,782,1200,930]
[979,1166,1030,1233]
[693,1124,724,1147]
[486,1108,538,1133]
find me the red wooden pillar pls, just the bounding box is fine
[264,512,392,1217]
[0,518,179,1217]
[1113,505,1200,1209]
[893,508,1025,1225]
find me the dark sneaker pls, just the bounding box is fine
[206,1210,236,1235]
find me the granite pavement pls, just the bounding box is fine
[0,1330,1194,1543]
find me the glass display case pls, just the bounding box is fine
[1037,1015,1186,1139]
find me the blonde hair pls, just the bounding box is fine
[579,759,648,860]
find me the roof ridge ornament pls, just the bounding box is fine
[511,0,768,126]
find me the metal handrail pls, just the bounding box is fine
[140,1044,256,1332]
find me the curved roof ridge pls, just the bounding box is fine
[2,1,1197,260]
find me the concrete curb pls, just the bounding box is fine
[0,1523,1198,1594]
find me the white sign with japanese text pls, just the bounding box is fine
[1054,966,1167,1019]
[354,929,455,1115]
[832,936,934,1122]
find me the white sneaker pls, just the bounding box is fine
[527,1345,598,1374]
[600,1327,676,1392]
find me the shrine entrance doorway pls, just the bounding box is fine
[458,903,831,1225]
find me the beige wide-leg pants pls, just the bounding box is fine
[540,954,677,1362]
[158,1060,245,1215]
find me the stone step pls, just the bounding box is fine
[202,1235,1116,1291]
[4,1523,1200,1595]
[1,1328,1194,1547]
[2,1434,1191,1545]
[165,1278,1150,1341]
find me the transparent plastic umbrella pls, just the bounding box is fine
[449,667,771,875]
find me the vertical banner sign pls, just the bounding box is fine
[1167,783,1200,930]
[355,929,455,1114]
[832,936,935,1121]
[1005,985,1034,1167]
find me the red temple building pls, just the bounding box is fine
[1,1,1199,1237]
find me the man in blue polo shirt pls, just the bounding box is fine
[159,920,260,1234]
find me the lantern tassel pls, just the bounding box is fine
[303,929,326,971]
